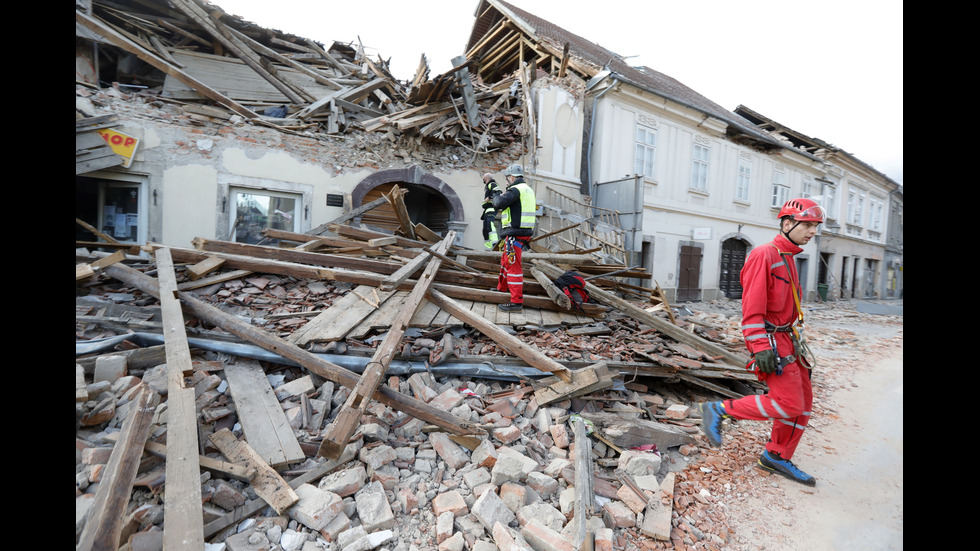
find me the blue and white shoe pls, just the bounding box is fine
[758,451,816,486]
[699,401,728,447]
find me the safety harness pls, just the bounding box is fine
[775,249,816,370]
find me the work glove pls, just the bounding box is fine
[753,349,778,374]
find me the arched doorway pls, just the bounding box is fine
[720,237,749,299]
[350,167,465,237]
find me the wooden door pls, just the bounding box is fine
[677,245,702,302]
[360,183,450,234]
[719,238,747,299]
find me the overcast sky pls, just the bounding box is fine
[217,0,904,185]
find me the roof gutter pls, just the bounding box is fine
[598,69,793,154]
[585,71,619,196]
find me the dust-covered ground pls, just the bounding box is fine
[678,299,903,551]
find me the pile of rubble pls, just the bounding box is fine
[77,0,533,174]
[76,194,769,551]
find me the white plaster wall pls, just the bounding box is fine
[593,90,828,300]
[162,164,219,248]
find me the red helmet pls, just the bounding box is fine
[778,198,825,223]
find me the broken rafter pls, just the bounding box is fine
[101,263,483,439]
[75,10,258,119]
[169,0,308,104]
[318,232,455,459]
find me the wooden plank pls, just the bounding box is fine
[571,416,595,551]
[409,299,442,327]
[155,248,206,550]
[76,387,156,551]
[385,186,416,240]
[103,433,255,481]
[348,291,410,339]
[75,11,257,120]
[426,289,573,382]
[319,233,453,459]
[187,256,225,280]
[308,196,389,235]
[380,250,431,291]
[539,307,563,327]
[522,306,543,327]
[223,360,305,468]
[102,263,482,438]
[533,362,613,406]
[534,261,747,366]
[178,269,252,291]
[530,267,572,309]
[288,285,396,345]
[169,0,307,104]
[208,428,300,515]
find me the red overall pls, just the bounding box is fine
[724,234,812,460]
[497,237,527,304]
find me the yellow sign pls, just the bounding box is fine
[97,128,140,168]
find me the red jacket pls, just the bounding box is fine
[740,234,802,357]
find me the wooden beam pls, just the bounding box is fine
[169,0,307,104]
[224,360,306,468]
[308,195,389,235]
[534,261,748,367]
[150,243,607,316]
[571,415,595,551]
[101,263,482,438]
[155,248,205,549]
[208,428,299,514]
[424,288,572,382]
[76,216,121,245]
[75,10,257,119]
[380,250,432,292]
[385,185,417,240]
[318,233,454,459]
[76,387,156,551]
[103,433,255,481]
[530,267,571,310]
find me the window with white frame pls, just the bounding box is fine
[870,195,884,232]
[230,188,301,244]
[802,177,815,199]
[690,143,709,191]
[735,157,751,201]
[821,181,837,219]
[634,125,657,180]
[770,170,789,207]
[846,189,866,226]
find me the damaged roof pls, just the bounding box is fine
[466,0,808,154]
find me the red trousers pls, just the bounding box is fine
[497,237,526,303]
[724,361,812,459]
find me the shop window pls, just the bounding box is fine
[75,175,145,246]
[231,188,300,244]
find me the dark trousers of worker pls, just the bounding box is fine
[497,237,526,304]
[723,361,812,460]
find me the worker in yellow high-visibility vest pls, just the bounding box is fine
[487,164,535,311]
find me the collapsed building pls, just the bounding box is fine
[75,1,897,550]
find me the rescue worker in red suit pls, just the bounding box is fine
[485,164,535,312]
[700,198,826,486]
